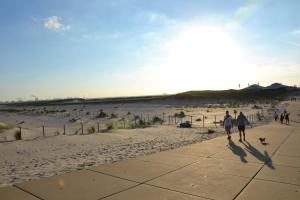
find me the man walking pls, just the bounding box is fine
[237,112,250,142]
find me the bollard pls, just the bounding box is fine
[42,126,45,137]
[168,115,170,125]
[203,115,205,128]
[97,122,100,133]
[81,123,83,135]
[190,116,193,125]
[63,124,66,135]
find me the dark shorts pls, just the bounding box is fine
[238,125,245,132]
[225,125,231,132]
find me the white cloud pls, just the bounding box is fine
[227,0,271,29]
[137,12,176,26]
[285,41,300,47]
[44,16,70,32]
[291,29,300,35]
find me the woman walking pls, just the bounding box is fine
[224,111,233,140]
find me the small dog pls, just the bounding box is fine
[259,137,266,143]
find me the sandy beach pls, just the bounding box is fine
[0,100,295,187]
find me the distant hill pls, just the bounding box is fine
[265,83,289,90]
[243,83,289,90]
[3,83,299,106]
[243,84,264,90]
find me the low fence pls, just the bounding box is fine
[11,111,264,141]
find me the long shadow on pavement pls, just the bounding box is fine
[227,140,247,163]
[242,141,275,169]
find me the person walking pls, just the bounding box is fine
[273,111,278,121]
[280,113,284,124]
[224,111,233,140]
[237,112,250,142]
[285,112,290,125]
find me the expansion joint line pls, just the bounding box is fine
[232,126,296,200]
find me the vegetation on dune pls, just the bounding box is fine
[175,88,291,101]
[88,126,96,133]
[174,111,185,118]
[152,116,164,124]
[95,109,107,118]
[110,113,118,119]
[0,122,14,131]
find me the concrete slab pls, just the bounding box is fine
[15,169,138,200]
[136,151,201,168]
[271,154,300,167]
[169,142,224,158]
[0,186,39,200]
[236,179,300,200]
[190,157,262,178]
[276,147,300,157]
[256,165,300,185]
[211,140,276,166]
[103,184,206,200]
[90,159,175,183]
[147,164,250,200]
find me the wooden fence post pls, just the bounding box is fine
[215,115,217,128]
[190,116,193,125]
[97,122,100,133]
[63,124,66,135]
[42,126,45,137]
[81,123,83,135]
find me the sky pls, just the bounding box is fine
[0,0,300,101]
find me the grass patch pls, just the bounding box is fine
[174,111,185,118]
[106,122,114,130]
[95,109,107,118]
[88,126,96,133]
[0,122,14,131]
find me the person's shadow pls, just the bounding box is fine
[227,140,247,163]
[242,141,275,169]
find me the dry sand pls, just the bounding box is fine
[0,101,293,187]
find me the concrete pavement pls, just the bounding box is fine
[1,123,299,200]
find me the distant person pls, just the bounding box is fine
[224,111,233,140]
[280,113,284,124]
[237,112,250,142]
[285,113,290,125]
[273,111,278,121]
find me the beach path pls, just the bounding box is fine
[1,122,300,200]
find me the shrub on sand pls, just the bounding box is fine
[106,122,114,130]
[96,110,107,118]
[110,113,118,119]
[88,126,96,133]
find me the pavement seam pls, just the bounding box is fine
[86,168,141,184]
[232,126,296,200]
[142,183,215,200]
[98,183,143,200]
[254,177,300,187]
[13,185,45,200]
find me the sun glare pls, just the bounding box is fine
[157,26,249,92]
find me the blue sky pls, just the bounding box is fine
[0,0,299,101]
